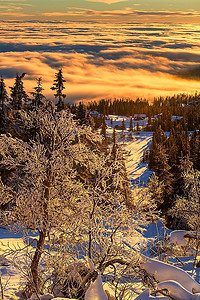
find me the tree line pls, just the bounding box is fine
[86,94,200,132]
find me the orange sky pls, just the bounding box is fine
[0,0,200,23]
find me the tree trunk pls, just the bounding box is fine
[30,229,47,292]
[30,156,51,292]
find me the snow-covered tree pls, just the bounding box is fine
[0,107,102,292]
[172,157,200,232]
[48,156,159,298]
[148,173,164,211]
[0,107,148,298]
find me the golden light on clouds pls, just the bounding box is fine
[0,21,199,103]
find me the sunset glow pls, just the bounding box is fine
[0,0,200,102]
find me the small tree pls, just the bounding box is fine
[51,69,66,111]
[0,75,8,115]
[31,77,45,108]
[148,172,164,211]
[121,118,126,131]
[10,73,28,110]
[0,108,103,293]
[136,122,140,134]
[129,117,133,132]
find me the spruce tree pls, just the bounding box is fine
[10,73,28,110]
[152,145,173,213]
[121,118,126,131]
[129,117,133,132]
[136,122,140,134]
[31,77,45,108]
[167,129,178,165]
[51,69,66,111]
[0,75,8,115]
[76,102,87,124]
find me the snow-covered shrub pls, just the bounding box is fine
[171,157,200,264]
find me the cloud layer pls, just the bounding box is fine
[0,21,200,103]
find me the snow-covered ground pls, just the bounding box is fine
[0,229,25,299]
[106,115,153,185]
[125,132,153,185]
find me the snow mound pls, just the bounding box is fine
[135,280,200,300]
[158,280,200,300]
[141,254,200,293]
[85,275,108,300]
[85,258,108,300]
[135,289,171,299]
[168,230,189,246]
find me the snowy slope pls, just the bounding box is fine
[106,115,153,185]
[125,132,153,185]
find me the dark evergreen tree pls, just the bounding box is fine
[0,75,8,115]
[31,77,45,108]
[167,129,178,166]
[110,118,113,127]
[129,117,133,132]
[51,69,66,111]
[10,73,28,110]
[136,122,140,134]
[121,118,126,131]
[76,102,87,123]
[152,145,173,213]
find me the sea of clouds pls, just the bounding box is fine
[1,20,200,102]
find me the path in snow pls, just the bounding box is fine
[106,115,153,185]
[125,132,153,185]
